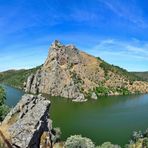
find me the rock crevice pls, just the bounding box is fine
[3,94,53,148]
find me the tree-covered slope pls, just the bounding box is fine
[132,72,148,81]
[0,86,9,121]
[97,57,143,82]
[0,66,42,89]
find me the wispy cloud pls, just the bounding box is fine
[99,0,148,28]
[86,38,148,71]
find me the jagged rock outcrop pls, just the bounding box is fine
[25,40,148,101]
[2,94,53,148]
[25,40,89,102]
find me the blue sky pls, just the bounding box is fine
[0,0,148,72]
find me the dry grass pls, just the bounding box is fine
[0,124,12,148]
[53,142,64,148]
[0,124,10,140]
[7,113,18,126]
[40,132,52,148]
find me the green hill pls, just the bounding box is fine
[97,57,143,82]
[132,72,148,81]
[0,66,42,89]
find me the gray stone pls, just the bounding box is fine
[3,94,53,148]
[24,40,86,101]
[91,92,98,100]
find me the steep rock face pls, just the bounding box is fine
[25,40,104,101]
[2,94,53,148]
[25,40,148,101]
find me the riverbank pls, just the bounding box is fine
[0,84,24,107]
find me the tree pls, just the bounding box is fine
[0,86,6,105]
[143,138,148,147]
[97,142,121,148]
[64,135,95,148]
[0,86,9,121]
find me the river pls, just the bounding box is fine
[2,84,148,146]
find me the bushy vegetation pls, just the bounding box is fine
[125,129,148,148]
[88,85,131,98]
[70,71,84,85]
[51,128,62,144]
[64,130,148,148]
[132,72,148,81]
[95,86,110,96]
[143,138,148,147]
[116,87,131,95]
[96,142,121,148]
[0,87,6,105]
[64,135,121,148]
[0,86,9,121]
[97,57,142,82]
[64,135,95,148]
[0,65,41,89]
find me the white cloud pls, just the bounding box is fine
[85,38,148,71]
[99,0,148,28]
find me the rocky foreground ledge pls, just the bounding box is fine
[2,94,55,148]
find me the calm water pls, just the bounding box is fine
[2,84,148,146]
[48,95,148,146]
[1,84,24,107]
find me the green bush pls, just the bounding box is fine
[51,127,62,144]
[0,86,9,121]
[97,142,121,148]
[143,138,148,147]
[132,131,143,142]
[144,129,148,137]
[64,135,95,148]
[116,87,131,95]
[0,105,9,121]
[0,86,6,105]
[127,129,148,147]
[95,86,110,96]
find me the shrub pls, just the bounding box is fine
[95,86,110,96]
[0,86,10,121]
[97,142,121,148]
[51,127,62,144]
[0,86,6,105]
[132,131,143,142]
[143,138,148,147]
[116,87,131,95]
[64,135,95,148]
[0,105,9,121]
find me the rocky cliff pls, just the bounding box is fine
[25,40,148,101]
[1,94,55,148]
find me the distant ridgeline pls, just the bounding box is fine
[97,57,143,82]
[0,65,42,89]
[132,72,148,81]
[0,40,148,101]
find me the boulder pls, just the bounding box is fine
[3,94,53,148]
[91,92,98,100]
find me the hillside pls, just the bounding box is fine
[0,66,41,89]
[24,40,148,101]
[132,72,148,81]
